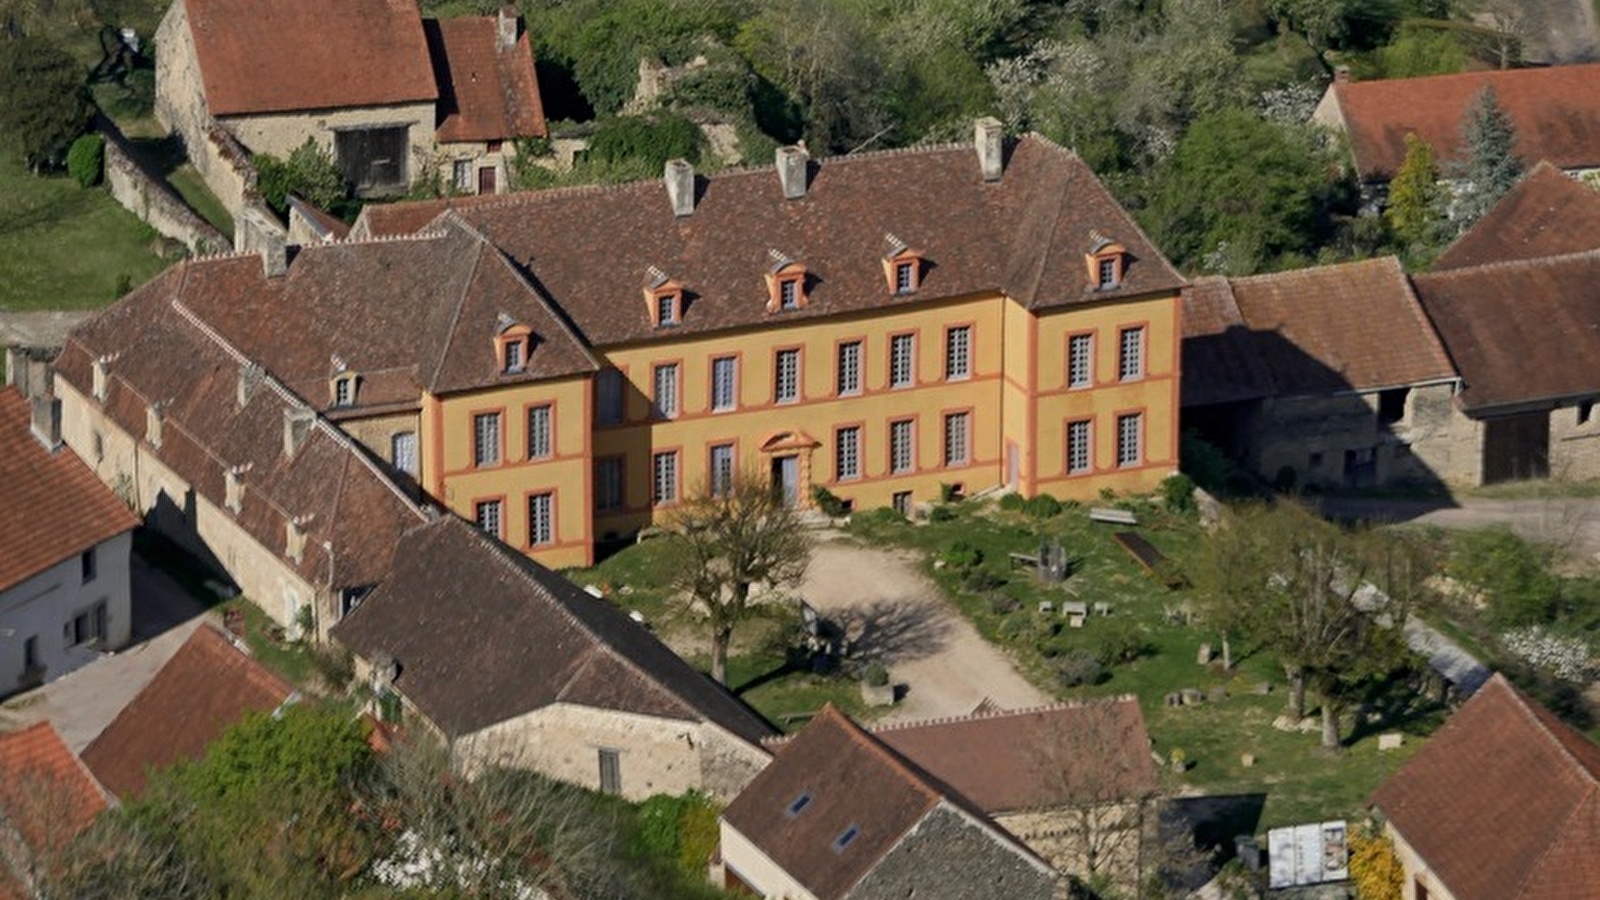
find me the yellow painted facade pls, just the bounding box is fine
[419,287,1180,568]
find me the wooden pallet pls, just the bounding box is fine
[1112,531,1187,588]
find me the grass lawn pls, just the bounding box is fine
[169,164,235,235]
[0,152,172,310]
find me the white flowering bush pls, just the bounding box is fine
[1501,626,1595,682]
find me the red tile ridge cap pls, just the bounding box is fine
[1416,245,1600,280]
[812,704,942,807]
[167,300,433,525]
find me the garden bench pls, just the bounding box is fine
[1089,506,1138,526]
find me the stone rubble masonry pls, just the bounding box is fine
[99,119,229,255]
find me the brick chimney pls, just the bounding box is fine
[664,159,695,217]
[975,117,1004,182]
[776,145,809,199]
[497,4,518,52]
[29,394,61,450]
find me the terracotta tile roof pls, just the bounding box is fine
[330,515,776,745]
[80,626,294,798]
[55,277,431,591]
[1180,278,1275,407]
[1412,250,1600,413]
[725,706,1047,900]
[867,697,1159,814]
[1371,674,1600,900]
[184,0,436,116]
[357,135,1186,348]
[0,387,139,593]
[1324,64,1600,181]
[1223,257,1456,395]
[1435,161,1600,269]
[0,721,107,856]
[426,18,547,143]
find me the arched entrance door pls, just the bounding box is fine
[758,430,820,507]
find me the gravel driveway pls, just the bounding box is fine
[800,537,1050,723]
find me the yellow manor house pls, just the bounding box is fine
[73,121,1183,569]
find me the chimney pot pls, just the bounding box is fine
[29,395,61,450]
[975,117,1004,182]
[776,145,809,199]
[664,159,695,217]
[283,407,315,459]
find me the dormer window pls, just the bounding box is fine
[643,267,684,328]
[331,373,359,407]
[882,235,923,295]
[765,251,808,313]
[1086,234,1127,291]
[496,323,533,374]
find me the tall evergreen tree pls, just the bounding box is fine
[1451,86,1523,227]
[1385,133,1443,260]
[0,34,91,172]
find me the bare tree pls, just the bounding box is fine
[663,467,812,685]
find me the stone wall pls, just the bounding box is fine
[221,103,436,193]
[100,122,230,254]
[851,803,1055,900]
[1549,402,1600,480]
[997,801,1147,897]
[453,702,768,802]
[1386,822,1458,900]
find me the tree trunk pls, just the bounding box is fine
[1221,632,1232,671]
[1286,665,1305,720]
[711,627,733,686]
[1320,699,1341,750]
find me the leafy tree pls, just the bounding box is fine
[67,134,106,188]
[1450,86,1523,228]
[1373,24,1467,78]
[587,112,704,167]
[663,467,812,685]
[1192,502,1425,749]
[1141,108,1332,274]
[0,34,92,172]
[1348,822,1404,900]
[254,138,345,215]
[1385,132,1443,257]
[1446,525,1559,628]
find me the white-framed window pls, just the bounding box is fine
[503,339,524,373]
[1069,333,1093,388]
[473,412,501,467]
[655,292,678,327]
[943,411,969,466]
[945,326,971,380]
[775,348,800,403]
[890,334,915,388]
[652,451,678,505]
[527,492,553,546]
[1116,413,1141,467]
[474,499,502,537]
[595,456,624,512]
[895,260,916,293]
[527,405,552,459]
[1118,327,1144,381]
[712,356,737,411]
[1067,419,1092,474]
[779,278,800,310]
[837,340,862,396]
[1098,257,1118,288]
[710,443,735,496]
[391,431,418,476]
[890,419,914,474]
[596,368,624,426]
[836,426,860,481]
[334,377,354,407]
[453,160,473,191]
[653,363,679,419]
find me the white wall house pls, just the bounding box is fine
[0,387,139,698]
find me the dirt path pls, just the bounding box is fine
[799,537,1050,723]
[1320,494,1600,560]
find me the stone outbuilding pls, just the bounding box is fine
[718,705,1057,900]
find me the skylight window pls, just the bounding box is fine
[833,824,860,852]
[786,793,812,817]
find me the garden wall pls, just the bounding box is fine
[100,122,229,255]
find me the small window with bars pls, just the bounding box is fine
[710,444,735,496]
[653,364,679,419]
[943,411,969,466]
[890,419,914,474]
[836,426,860,481]
[527,492,553,546]
[652,451,678,505]
[527,405,552,459]
[837,341,862,396]
[1067,419,1092,474]
[775,349,800,403]
[890,334,915,388]
[391,431,418,476]
[1116,413,1141,467]
[474,499,502,537]
[1118,327,1144,381]
[1069,333,1093,388]
[473,412,501,467]
[712,356,737,411]
[945,326,971,380]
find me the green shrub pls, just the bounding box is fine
[811,485,849,518]
[1022,494,1063,519]
[1056,649,1103,687]
[939,482,962,503]
[928,504,957,523]
[587,112,703,167]
[255,138,345,215]
[986,592,1020,616]
[1180,430,1238,494]
[849,507,906,530]
[942,539,983,571]
[963,567,1005,592]
[1160,473,1197,514]
[634,791,721,875]
[862,661,890,687]
[998,493,1026,512]
[67,134,104,188]
[1448,526,1559,628]
[1096,619,1155,665]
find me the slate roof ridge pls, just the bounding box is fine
[454,518,705,722]
[863,694,1141,734]
[168,299,432,525]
